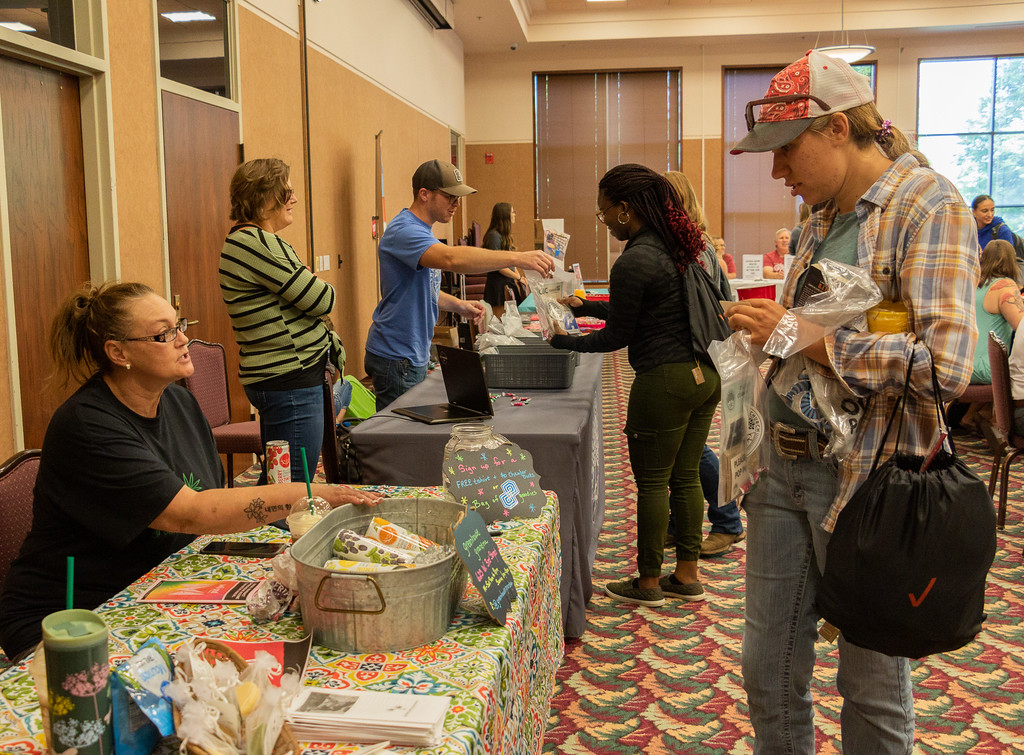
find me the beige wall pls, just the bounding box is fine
[107,0,165,289]
[464,143,536,251]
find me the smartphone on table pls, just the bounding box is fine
[199,541,287,558]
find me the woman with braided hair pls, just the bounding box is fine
[549,163,720,606]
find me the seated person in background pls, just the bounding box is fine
[481,202,528,307]
[972,194,1015,250]
[762,227,789,279]
[714,236,736,279]
[961,239,1023,430]
[0,282,382,663]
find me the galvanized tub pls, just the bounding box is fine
[290,497,468,653]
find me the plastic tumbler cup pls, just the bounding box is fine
[41,609,113,755]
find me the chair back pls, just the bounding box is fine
[183,340,232,429]
[0,449,41,589]
[989,330,1013,438]
[321,371,341,484]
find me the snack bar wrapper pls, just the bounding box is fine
[111,638,175,755]
[365,516,437,553]
[332,528,417,565]
[323,558,417,573]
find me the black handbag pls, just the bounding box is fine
[335,419,364,484]
[816,350,996,659]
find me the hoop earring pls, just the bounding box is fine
[617,210,630,224]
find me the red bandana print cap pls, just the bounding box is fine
[730,50,875,154]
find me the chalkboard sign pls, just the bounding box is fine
[451,510,515,625]
[442,441,543,524]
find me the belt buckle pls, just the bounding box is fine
[771,422,799,460]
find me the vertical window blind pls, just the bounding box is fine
[534,70,680,281]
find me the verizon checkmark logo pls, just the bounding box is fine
[908,577,937,607]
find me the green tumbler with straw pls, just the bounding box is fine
[42,562,112,754]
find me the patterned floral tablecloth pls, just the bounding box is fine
[0,486,564,754]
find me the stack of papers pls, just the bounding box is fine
[286,687,449,746]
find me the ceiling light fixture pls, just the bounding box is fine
[0,22,36,32]
[813,0,875,64]
[161,11,216,23]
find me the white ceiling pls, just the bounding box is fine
[452,0,1024,54]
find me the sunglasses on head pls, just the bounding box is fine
[744,93,831,132]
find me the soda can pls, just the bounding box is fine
[265,440,291,484]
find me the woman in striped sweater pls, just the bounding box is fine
[220,158,343,484]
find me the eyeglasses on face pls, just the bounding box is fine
[595,203,616,224]
[123,318,188,343]
[282,189,296,204]
[437,190,460,206]
[744,93,831,132]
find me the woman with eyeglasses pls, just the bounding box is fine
[549,163,720,607]
[220,158,344,484]
[0,281,381,662]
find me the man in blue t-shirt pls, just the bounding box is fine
[364,159,554,411]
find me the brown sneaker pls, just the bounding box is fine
[699,531,745,558]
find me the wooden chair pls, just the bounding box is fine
[0,449,40,589]
[987,331,1024,529]
[183,340,263,487]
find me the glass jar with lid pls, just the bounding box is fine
[441,423,510,500]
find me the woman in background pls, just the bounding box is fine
[481,202,528,307]
[713,236,736,279]
[972,194,1015,250]
[663,171,733,303]
[220,158,344,484]
[550,163,720,607]
[0,282,379,662]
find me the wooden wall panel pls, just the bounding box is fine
[464,143,536,250]
[161,92,244,426]
[680,136,724,238]
[304,47,449,379]
[0,57,91,449]
[237,8,307,261]
[107,0,164,288]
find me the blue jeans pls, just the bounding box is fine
[699,445,744,534]
[243,383,324,485]
[742,444,914,754]
[364,350,428,413]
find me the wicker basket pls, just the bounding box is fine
[172,639,300,755]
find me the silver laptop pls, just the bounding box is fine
[392,345,494,424]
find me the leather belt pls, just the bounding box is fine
[770,422,828,460]
[1014,398,1024,409]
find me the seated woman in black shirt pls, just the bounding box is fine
[0,282,381,662]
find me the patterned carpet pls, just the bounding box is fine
[543,350,1024,755]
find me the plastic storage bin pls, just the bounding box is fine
[481,344,577,389]
[291,497,468,652]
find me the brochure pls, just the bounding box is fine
[139,579,259,604]
[286,686,449,746]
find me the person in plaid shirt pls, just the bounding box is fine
[728,51,979,753]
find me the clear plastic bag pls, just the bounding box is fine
[708,331,769,505]
[764,258,882,358]
[762,259,879,458]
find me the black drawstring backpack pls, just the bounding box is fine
[816,348,997,659]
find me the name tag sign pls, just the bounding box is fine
[742,254,763,280]
[451,510,515,625]
[442,442,543,523]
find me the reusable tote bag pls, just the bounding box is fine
[816,349,996,659]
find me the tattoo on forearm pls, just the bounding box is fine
[242,498,288,524]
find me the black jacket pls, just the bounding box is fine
[550,228,694,374]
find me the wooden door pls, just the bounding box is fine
[0,56,91,449]
[161,91,246,429]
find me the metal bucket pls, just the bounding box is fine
[290,497,468,652]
